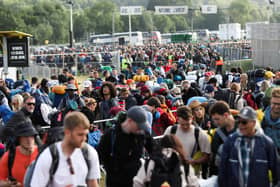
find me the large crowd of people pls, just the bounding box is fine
[0,41,279,187]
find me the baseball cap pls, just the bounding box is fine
[65,84,78,91]
[205,85,214,93]
[127,106,149,133]
[205,72,212,77]
[83,80,92,88]
[238,106,257,121]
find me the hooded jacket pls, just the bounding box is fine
[218,128,279,187]
[262,106,280,149]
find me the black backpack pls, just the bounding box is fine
[144,150,183,187]
[24,143,90,187]
[214,88,237,109]
[226,90,237,109]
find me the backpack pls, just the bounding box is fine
[243,92,258,110]
[233,94,247,110]
[24,143,90,187]
[144,150,183,187]
[226,90,237,109]
[214,88,228,102]
[214,128,228,167]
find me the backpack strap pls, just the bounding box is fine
[216,128,228,143]
[7,146,16,182]
[81,144,91,178]
[110,127,116,157]
[170,125,178,134]
[191,127,200,158]
[48,144,59,184]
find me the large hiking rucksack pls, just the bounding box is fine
[214,89,239,109]
[144,150,183,187]
[24,143,90,187]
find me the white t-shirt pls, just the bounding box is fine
[164,125,211,160]
[30,142,100,187]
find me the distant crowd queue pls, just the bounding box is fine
[0,45,279,187]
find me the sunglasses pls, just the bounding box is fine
[238,119,249,125]
[26,103,35,106]
[66,157,75,175]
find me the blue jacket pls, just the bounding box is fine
[262,106,280,149]
[218,128,279,187]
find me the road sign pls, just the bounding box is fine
[201,5,218,14]
[155,6,188,15]
[120,6,143,15]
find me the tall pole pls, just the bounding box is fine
[2,37,8,79]
[191,11,194,33]
[112,10,115,47]
[129,14,132,45]
[69,1,74,48]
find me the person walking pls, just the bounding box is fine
[219,106,279,187]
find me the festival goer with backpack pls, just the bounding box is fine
[229,82,247,110]
[164,106,211,178]
[98,106,153,187]
[189,100,211,130]
[98,82,119,121]
[262,87,280,153]
[181,80,201,105]
[0,121,38,187]
[58,84,85,111]
[219,106,279,187]
[208,101,237,176]
[30,111,100,187]
[133,134,199,187]
[4,96,42,146]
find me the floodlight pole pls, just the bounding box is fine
[2,36,8,79]
[129,14,132,45]
[68,0,74,48]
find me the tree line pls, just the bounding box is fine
[0,0,278,45]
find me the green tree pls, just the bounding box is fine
[33,23,53,44]
[86,1,123,34]
[228,0,265,27]
[171,15,188,31]
[153,15,175,33]
[74,13,90,41]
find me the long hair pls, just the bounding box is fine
[100,81,117,99]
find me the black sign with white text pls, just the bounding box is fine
[7,37,29,67]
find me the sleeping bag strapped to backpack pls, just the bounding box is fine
[144,149,183,187]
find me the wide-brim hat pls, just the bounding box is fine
[15,121,38,137]
[188,100,207,110]
[65,84,78,91]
